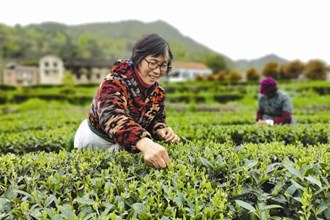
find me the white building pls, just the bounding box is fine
[39,55,65,85]
[165,61,212,82]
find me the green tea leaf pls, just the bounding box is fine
[235,200,256,213]
[305,175,322,188]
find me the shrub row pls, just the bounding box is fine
[1,142,329,219]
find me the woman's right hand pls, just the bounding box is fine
[256,119,268,125]
[136,138,171,169]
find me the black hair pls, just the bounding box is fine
[130,33,173,74]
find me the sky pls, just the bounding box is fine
[1,0,329,64]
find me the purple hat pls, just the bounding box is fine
[260,77,277,95]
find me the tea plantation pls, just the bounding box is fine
[0,81,329,219]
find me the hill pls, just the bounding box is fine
[1,20,289,71]
[236,54,288,72]
[22,20,228,62]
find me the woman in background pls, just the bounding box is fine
[256,77,294,125]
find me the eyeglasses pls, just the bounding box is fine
[144,59,171,74]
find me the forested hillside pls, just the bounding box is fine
[0,19,296,73]
[0,20,227,65]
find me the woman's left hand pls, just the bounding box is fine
[156,127,180,142]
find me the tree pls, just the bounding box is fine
[262,61,280,79]
[62,71,75,86]
[228,70,242,82]
[246,67,260,81]
[59,32,79,59]
[304,59,328,80]
[280,60,305,80]
[77,33,104,58]
[216,70,228,81]
[204,54,228,73]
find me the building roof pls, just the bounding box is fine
[63,58,115,68]
[172,61,210,70]
[5,63,38,71]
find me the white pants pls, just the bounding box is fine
[74,119,121,152]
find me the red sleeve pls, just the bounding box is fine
[274,111,292,124]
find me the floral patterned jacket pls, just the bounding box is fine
[88,59,167,152]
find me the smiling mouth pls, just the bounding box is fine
[149,74,159,80]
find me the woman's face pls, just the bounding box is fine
[138,54,169,85]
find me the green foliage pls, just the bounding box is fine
[228,70,242,82]
[0,21,220,65]
[246,67,260,81]
[62,71,75,86]
[204,54,229,73]
[280,60,305,80]
[262,61,280,79]
[304,59,328,80]
[0,140,329,219]
[0,80,330,219]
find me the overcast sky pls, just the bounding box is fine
[1,0,329,64]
